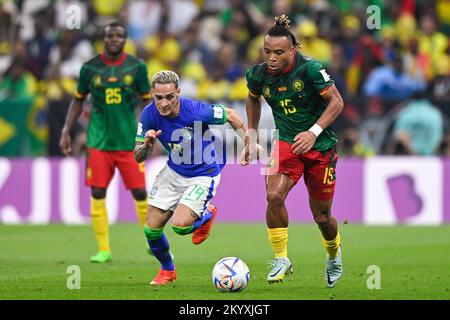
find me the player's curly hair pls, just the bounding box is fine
[266,14,302,49]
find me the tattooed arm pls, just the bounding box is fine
[134,129,161,162]
[134,142,149,163]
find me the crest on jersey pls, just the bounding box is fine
[263,86,271,98]
[124,74,133,85]
[293,80,304,92]
[93,75,102,87]
[182,127,193,142]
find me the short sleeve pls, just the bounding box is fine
[135,62,151,99]
[135,107,154,143]
[75,64,90,99]
[245,65,263,97]
[307,61,334,95]
[195,101,228,125]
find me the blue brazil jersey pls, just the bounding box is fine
[136,97,228,177]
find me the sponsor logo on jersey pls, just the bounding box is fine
[293,79,304,92]
[263,86,271,98]
[277,86,288,92]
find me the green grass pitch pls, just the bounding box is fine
[0,223,449,300]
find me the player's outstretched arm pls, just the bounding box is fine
[225,104,264,166]
[226,106,263,160]
[225,108,247,142]
[59,98,84,156]
[134,129,161,162]
[240,93,263,165]
[245,93,262,145]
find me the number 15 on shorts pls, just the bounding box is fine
[323,167,335,185]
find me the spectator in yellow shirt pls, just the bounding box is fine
[418,14,448,76]
[296,20,332,65]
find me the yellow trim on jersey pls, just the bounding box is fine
[319,84,333,96]
[248,90,260,98]
[74,91,87,99]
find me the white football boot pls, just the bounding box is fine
[325,246,343,288]
[267,257,293,283]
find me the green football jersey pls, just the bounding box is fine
[76,53,151,151]
[246,53,338,151]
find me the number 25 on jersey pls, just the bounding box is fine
[105,88,122,104]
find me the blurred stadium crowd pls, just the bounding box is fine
[0,0,449,158]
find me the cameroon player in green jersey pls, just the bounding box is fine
[60,22,152,263]
[241,15,344,287]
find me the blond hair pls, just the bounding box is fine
[151,70,179,88]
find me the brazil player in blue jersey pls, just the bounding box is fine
[134,70,253,285]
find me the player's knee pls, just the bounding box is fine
[91,188,106,199]
[144,225,163,240]
[131,188,147,201]
[171,224,192,236]
[267,192,285,206]
[314,214,331,226]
